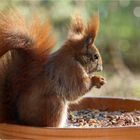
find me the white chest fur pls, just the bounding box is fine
[59,102,68,128]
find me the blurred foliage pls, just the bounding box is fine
[0,0,140,97]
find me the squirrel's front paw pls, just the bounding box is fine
[91,76,106,88]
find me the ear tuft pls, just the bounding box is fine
[70,14,85,34]
[68,14,85,40]
[85,15,100,42]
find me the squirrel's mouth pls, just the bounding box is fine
[86,64,103,78]
[96,65,103,72]
[87,63,103,75]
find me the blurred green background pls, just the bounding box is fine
[0,0,140,98]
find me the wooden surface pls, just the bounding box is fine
[0,97,140,140]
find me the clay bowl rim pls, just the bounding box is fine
[0,123,140,132]
[82,96,140,101]
[0,97,140,130]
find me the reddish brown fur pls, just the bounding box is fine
[0,11,106,127]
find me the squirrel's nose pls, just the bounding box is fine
[97,65,103,71]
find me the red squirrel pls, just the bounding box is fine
[0,11,106,127]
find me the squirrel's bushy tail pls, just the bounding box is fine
[0,10,55,58]
[0,10,55,106]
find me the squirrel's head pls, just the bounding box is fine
[64,14,102,76]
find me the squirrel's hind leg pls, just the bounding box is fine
[17,93,67,127]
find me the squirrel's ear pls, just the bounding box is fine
[68,14,85,40]
[83,35,93,48]
[85,15,100,44]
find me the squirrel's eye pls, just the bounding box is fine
[94,54,99,60]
